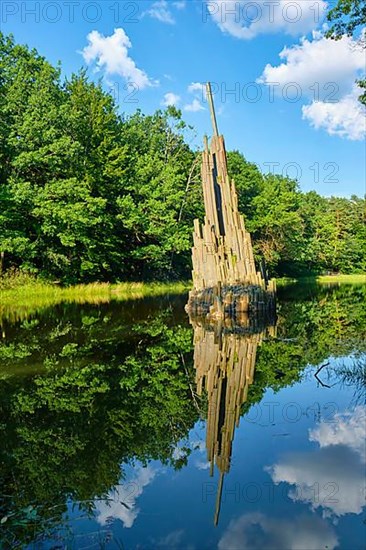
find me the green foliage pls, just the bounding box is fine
[0,299,198,546]
[326,0,366,105]
[0,34,197,284]
[326,0,366,39]
[0,32,365,283]
[246,174,305,274]
[226,151,263,219]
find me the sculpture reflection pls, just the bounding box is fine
[190,313,277,525]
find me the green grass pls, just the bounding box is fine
[276,274,366,286]
[316,274,366,284]
[1,272,365,322]
[0,279,191,322]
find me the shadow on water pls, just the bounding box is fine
[0,283,365,547]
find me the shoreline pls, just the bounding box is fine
[0,274,365,311]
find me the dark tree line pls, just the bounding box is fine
[0,32,365,284]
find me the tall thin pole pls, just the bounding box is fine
[214,471,224,526]
[206,82,219,137]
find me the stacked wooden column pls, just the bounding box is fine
[192,134,264,290]
[187,83,276,318]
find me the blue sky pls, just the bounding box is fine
[2,0,365,196]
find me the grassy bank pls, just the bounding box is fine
[1,273,364,321]
[0,279,191,321]
[316,274,366,284]
[276,274,366,286]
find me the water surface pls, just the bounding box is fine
[0,283,365,549]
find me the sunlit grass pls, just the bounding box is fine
[276,274,366,286]
[1,272,365,322]
[316,274,366,284]
[0,280,191,321]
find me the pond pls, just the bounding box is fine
[0,282,365,549]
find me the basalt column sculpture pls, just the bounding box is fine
[186,83,276,320]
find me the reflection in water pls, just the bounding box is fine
[0,284,365,547]
[218,512,339,550]
[268,405,366,518]
[190,315,276,525]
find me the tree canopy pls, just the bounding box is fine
[0,32,365,283]
[326,0,366,105]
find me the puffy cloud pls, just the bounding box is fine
[194,459,211,470]
[184,98,205,112]
[188,82,206,96]
[95,465,156,528]
[185,83,206,111]
[145,0,175,24]
[173,1,186,9]
[302,85,366,140]
[218,512,338,550]
[157,529,185,548]
[267,406,366,517]
[259,33,365,99]
[205,0,327,40]
[81,28,154,89]
[258,33,366,140]
[310,405,366,456]
[162,92,181,107]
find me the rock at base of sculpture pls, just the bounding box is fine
[185,282,276,323]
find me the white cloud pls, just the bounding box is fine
[188,82,206,96]
[302,85,366,140]
[172,445,187,460]
[258,33,366,140]
[144,0,185,24]
[206,0,327,40]
[81,28,154,89]
[267,406,366,517]
[184,98,205,112]
[259,33,365,99]
[95,465,156,528]
[195,459,211,470]
[218,512,338,550]
[162,92,181,107]
[309,405,366,461]
[157,529,185,548]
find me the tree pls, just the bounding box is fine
[227,151,263,220]
[246,174,305,276]
[326,0,366,39]
[116,107,196,280]
[326,0,366,105]
[1,31,365,283]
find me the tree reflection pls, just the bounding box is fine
[0,284,365,544]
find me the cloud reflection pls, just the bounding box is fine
[267,406,366,517]
[218,512,338,550]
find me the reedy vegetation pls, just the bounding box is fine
[0,33,365,285]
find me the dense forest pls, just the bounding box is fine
[0,32,365,284]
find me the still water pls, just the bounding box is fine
[0,283,365,549]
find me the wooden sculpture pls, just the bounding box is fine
[186,83,275,319]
